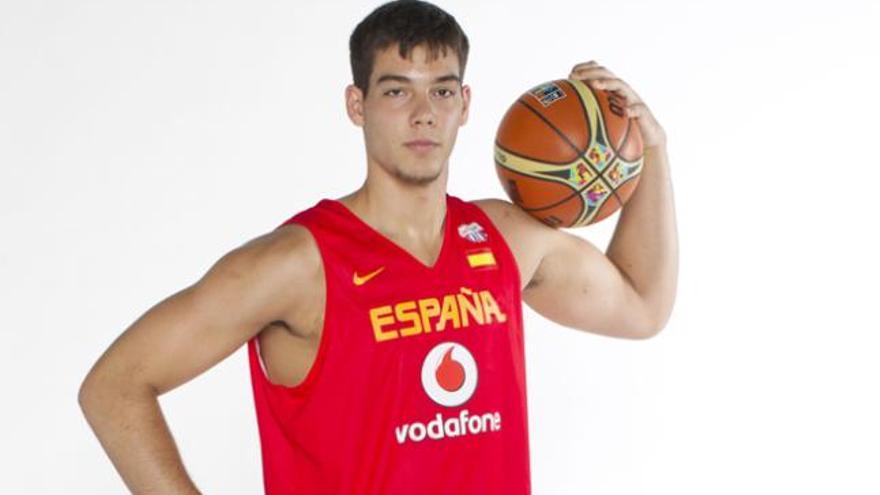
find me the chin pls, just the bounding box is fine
[394,163,444,186]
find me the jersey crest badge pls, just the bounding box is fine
[457,222,488,243]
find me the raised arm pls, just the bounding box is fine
[474,146,677,340]
[77,224,317,494]
[477,61,677,340]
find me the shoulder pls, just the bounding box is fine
[229,222,321,276]
[469,197,554,244]
[468,197,558,290]
[205,222,323,318]
[227,223,320,270]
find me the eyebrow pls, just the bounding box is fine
[375,74,461,85]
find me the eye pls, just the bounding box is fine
[384,88,404,97]
[435,88,456,98]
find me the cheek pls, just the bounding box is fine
[440,110,465,135]
[364,117,403,154]
[366,103,404,130]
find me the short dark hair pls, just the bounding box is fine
[349,0,470,96]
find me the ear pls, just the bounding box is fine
[460,84,471,127]
[345,84,366,127]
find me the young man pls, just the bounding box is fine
[78,1,677,493]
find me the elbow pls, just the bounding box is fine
[637,324,663,340]
[78,371,104,415]
[639,310,673,340]
[625,321,660,340]
[634,293,676,339]
[623,309,667,340]
[77,368,138,415]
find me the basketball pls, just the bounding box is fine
[494,79,645,228]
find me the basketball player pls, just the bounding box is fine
[78,1,677,493]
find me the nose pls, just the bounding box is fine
[410,93,436,127]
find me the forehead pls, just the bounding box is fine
[370,43,461,83]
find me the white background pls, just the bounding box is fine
[2,0,878,493]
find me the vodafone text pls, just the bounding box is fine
[394,409,502,444]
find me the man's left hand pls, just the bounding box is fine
[569,61,667,150]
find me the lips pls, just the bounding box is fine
[404,139,440,154]
[405,139,439,147]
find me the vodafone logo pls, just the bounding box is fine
[393,342,502,445]
[421,342,478,407]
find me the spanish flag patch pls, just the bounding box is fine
[466,248,496,269]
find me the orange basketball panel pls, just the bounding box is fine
[589,190,622,225]
[496,101,578,164]
[526,193,585,229]
[494,163,577,210]
[520,80,590,153]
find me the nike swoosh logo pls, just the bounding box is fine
[353,266,385,286]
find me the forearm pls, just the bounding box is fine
[606,144,679,331]
[79,382,202,495]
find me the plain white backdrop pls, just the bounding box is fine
[1,0,878,493]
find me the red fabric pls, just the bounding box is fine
[247,193,531,494]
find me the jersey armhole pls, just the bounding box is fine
[248,218,334,399]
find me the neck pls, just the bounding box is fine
[337,165,449,245]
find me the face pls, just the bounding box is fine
[345,43,471,187]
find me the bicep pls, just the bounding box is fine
[83,230,309,396]
[522,229,655,339]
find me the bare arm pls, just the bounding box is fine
[604,145,678,333]
[530,146,677,338]
[475,146,678,339]
[77,225,316,494]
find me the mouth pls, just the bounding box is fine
[404,140,440,153]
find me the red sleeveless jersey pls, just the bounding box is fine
[246,193,531,494]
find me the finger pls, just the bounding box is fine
[569,66,615,79]
[589,78,643,105]
[625,102,650,119]
[571,60,599,72]
[570,70,618,86]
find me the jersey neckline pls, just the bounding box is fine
[321,193,454,273]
